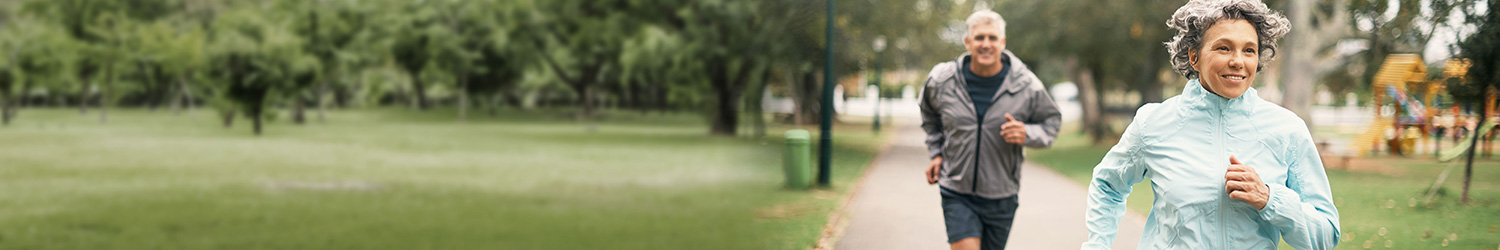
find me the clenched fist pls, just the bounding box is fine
[1225,156,1269,210]
[1001,114,1026,144]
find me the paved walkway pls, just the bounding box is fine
[833,123,1146,250]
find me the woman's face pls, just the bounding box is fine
[1191,19,1259,99]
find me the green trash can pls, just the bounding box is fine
[783,129,813,189]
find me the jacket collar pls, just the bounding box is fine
[1182,78,1257,117]
[952,50,1030,94]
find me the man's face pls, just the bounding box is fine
[1191,19,1259,99]
[963,25,1005,68]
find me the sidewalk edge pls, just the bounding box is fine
[810,124,904,250]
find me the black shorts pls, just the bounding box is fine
[940,187,1019,249]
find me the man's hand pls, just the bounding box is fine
[1001,114,1026,144]
[1225,156,1270,210]
[926,156,943,184]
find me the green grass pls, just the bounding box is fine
[0,107,889,249]
[1029,130,1500,249]
[1327,157,1500,250]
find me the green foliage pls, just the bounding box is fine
[3,0,982,132]
[205,4,316,134]
[1452,0,1498,103]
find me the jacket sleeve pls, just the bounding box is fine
[1258,131,1341,249]
[1081,105,1154,250]
[919,77,945,159]
[1022,86,1062,148]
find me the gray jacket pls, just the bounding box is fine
[920,51,1061,199]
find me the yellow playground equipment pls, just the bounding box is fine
[1353,55,1499,158]
[1351,54,1429,156]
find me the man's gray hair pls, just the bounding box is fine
[1164,0,1290,79]
[966,10,1006,38]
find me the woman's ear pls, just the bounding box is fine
[1187,50,1198,67]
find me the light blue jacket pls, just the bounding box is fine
[1083,80,1340,250]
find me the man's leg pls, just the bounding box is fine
[940,187,983,250]
[977,195,1019,250]
[951,237,981,250]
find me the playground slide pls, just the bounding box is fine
[1386,85,1428,123]
[1438,122,1498,162]
[1351,116,1392,157]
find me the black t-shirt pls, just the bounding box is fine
[962,54,1010,119]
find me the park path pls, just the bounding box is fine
[830,122,1146,250]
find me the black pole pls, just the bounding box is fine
[818,0,835,187]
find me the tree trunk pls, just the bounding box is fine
[412,76,429,110]
[577,82,594,121]
[1070,58,1104,143]
[750,69,772,139]
[1137,46,1166,104]
[292,97,306,125]
[79,74,91,114]
[793,71,822,125]
[249,88,268,136]
[171,75,183,115]
[100,65,112,124]
[459,74,469,123]
[317,78,328,123]
[175,75,194,116]
[710,84,741,136]
[1,81,12,126]
[786,70,803,124]
[253,109,264,136]
[139,62,163,111]
[1280,0,1315,124]
[633,78,645,113]
[222,109,235,128]
[1461,98,1489,204]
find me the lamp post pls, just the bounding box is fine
[817,0,835,187]
[872,36,886,133]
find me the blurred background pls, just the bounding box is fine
[0,0,1495,249]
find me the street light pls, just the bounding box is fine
[817,0,835,187]
[872,36,886,133]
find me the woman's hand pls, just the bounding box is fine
[1225,156,1269,210]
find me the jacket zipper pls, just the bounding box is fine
[952,60,984,195]
[973,118,982,194]
[1218,105,1229,249]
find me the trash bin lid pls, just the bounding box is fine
[784,129,811,141]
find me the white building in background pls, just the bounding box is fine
[1050,82,1082,123]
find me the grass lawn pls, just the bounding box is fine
[1028,130,1500,249]
[0,107,889,250]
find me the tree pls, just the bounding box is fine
[145,17,209,115]
[1277,0,1355,124]
[526,0,641,122]
[1452,0,1498,204]
[1001,0,1180,143]
[677,0,781,136]
[1,18,77,125]
[388,0,443,110]
[288,0,386,123]
[207,4,315,135]
[23,0,175,123]
[430,0,505,123]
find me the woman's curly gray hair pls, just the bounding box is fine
[1165,0,1291,79]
